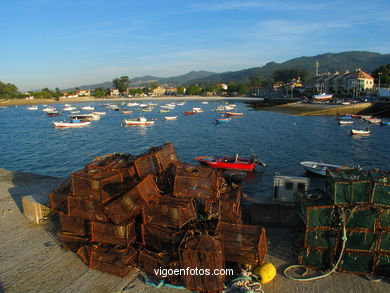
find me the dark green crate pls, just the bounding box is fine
[299,248,335,270]
[369,170,390,207]
[378,208,390,229]
[327,169,369,205]
[306,205,337,228]
[375,254,390,277]
[379,232,390,252]
[344,207,377,229]
[345,229,376,252]
[305,228,338,249]
[341,252,375,275]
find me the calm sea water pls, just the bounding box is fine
[1,100,389,201]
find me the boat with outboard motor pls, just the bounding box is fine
[195,154,267,171]
[300,161,350,176]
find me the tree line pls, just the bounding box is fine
[1,65,389,100]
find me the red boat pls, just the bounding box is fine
[184,111,197,115]
[195,155,266,171]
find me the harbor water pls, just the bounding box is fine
[1,100,389,201]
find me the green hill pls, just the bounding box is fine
[189,51,390,85]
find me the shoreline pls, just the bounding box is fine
[255,102,373,116]
[0,95,263,107]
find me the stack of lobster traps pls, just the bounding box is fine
[49,142,268,292]
[297,168,390,277]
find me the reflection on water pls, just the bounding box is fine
[0,101,389,201]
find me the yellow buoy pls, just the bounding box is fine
[255,262,276,284]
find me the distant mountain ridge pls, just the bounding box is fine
[71,51,390,90]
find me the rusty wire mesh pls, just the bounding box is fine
[56,232,90,252]
[141,224,185,255]
[49,177,72,213]
[71,169,124,203]
[138,248,170,279]
[143,195,197,229]
[153,142,179,171]
[134,154,161,178]
[173,163,225,200]
[59,212,88,236]
[216,222,267,266]
[104,175,159,225]
[180,233,225,293]
[90,244,137,277]
[91,221,136,247]
[67,197,109,222]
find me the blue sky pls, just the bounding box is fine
[1,0,389,91]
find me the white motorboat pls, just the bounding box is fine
[54,121,91,128]
[81,106,94,111]
[124,117,154,125]
[164,116,177,120]
[300,161,349,176]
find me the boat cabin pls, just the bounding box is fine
[272,175,310,203]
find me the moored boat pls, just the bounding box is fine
[46,110,61,116]
[195,154,266,171]
[366,118,382,124]
[300,161,348,176]
[81,106,94,111]
[381,121,390,126]
[123,117,154,125]
[53,120,91,128]
[27,106,38,110]
[339,120,353,125]
[215,118,231,123]
[313,93,333,100]
[164,116,177,120]
[351,128,371,135]
[184,111,197,115]
[224,112,244,116]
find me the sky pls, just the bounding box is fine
[0,0,389,91]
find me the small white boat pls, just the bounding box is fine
[54,121,91,128]
[63,106,76,111]
[201,101,208,104]
[92,111,106,115]
[366,118,382,124]
[351,128,371,135]
[42,107,55,112]
[224,112,244,116]
[300,161,348,176]
[27,106,38,110]
[124,117,154,125]
[192,107,203,113]
[127,102,139,107]
[339,120,353,125]
[177,102,185,106]
[81,106,94,111]
[164,116,177,120]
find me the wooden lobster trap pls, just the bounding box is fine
[71,169,124,203]
[91,221,136,247]
[180,233,225,293]
[216,222,267,266]
[143,195,197,229]
[89,244,137,277]
[67,197,109,222]
[173,163,225,201]
[49,177,72,214]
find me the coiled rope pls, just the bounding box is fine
[283,207,348,281]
